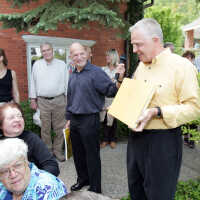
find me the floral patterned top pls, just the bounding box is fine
[0,163,67,200]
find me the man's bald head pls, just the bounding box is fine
[70,43,85,55]
[69,42,87,70]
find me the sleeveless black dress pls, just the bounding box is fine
[0,69,13,103]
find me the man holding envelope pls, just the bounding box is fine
[127,18,200,200]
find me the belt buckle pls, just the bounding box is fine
[45,97,54,100]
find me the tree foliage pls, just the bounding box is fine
[154,0,200,25]
[145,6,183,54]
[0,0,131,33]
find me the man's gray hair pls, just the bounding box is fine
[40,42,53,49]
[0,138,28,169]
[63,191,118,200]
[129,18,163,43]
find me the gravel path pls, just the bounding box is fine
[58,140,200,199]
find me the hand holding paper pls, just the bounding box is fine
[131,108,158,132]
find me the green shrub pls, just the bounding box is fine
[175,179,200,200]
[121,179,200,200]
[116,120,130,139]
[20,101,41,136]
[181,73,200,142]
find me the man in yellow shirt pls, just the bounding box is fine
[127,18,200,200]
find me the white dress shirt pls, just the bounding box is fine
[29,58,69,98]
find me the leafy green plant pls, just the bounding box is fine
[20,101,41,136]
[116,120,129,139]
[175,179,200,200]
[121,179,200,200]
[145,6,183,54]
[181,73,200,142]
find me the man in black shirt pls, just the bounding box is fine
[66,42,124,193]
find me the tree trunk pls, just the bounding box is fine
[126,0,144,77]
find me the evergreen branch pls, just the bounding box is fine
[0,0,126,33]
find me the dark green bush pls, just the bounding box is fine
[116,120,130,139]
[175,179,200,200]
[121,179,200,200]
[20,101,41,136]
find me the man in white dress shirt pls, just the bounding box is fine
[29,42,69,162]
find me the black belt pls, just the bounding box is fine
[39,94,63,100]
[43,97,55,100]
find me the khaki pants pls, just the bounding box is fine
[37,95,66,154]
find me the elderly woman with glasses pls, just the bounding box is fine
[0,102,60,176]
[0,138,67,200]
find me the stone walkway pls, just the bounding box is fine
[58,140,200,199]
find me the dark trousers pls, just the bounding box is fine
[102,117,117,142]
[127,127,182,200]
[70,113,101,193]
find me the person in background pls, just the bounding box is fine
[66,42,125,193]
[100,49,119,149]
[182,50,195,64]
[0,102,60,176]
[128,18,200,200]
[194,55,200,72]
[164,42,175,52]
[0,138,67,200]
[182,50,197,149]
[0,48,20,137]
[29,42,69,162]
[0,48,20,105]
[84,46,93,63]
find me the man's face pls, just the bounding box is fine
[70,44,88,69]
[2,107,25,137]
[0,158,30,195]
[131,28,156,63]
[41,44,54,62]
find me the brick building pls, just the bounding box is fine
[182,17,200,50]
[0,0,126,101]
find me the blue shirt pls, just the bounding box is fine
[66,62,118,120]
[194,56,200,72]
[0,163,67,200]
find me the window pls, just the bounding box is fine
[22,35,95,95]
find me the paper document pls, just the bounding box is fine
[108,78,155,129]
[63,128,73,160]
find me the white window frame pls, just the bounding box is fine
[22,34,96,95]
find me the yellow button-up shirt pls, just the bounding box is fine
[134,49,200,129]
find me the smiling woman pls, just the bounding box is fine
[0,138,67,200]
[0,102,60,177]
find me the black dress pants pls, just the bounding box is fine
[127,127,182,200]
[70,113,101,193]
[102,117,117,142]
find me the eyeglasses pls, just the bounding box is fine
[5,114,23,121]
[0,159,26,179]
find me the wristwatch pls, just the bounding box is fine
[156,107,162,118]
[117,79,123,84]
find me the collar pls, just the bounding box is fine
[44,58,55,65]
[74,61,91,73]
[143,48,171,66]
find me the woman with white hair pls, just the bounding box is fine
[0,102,59,176]
[0,138,67,200]
[100,49,119,149]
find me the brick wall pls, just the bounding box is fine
[0,0,125,101]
